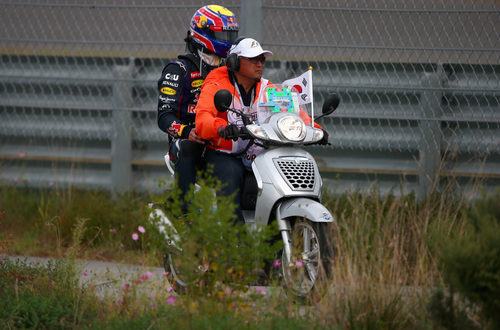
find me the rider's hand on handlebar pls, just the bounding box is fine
[218,124,240,141]
[318,129,330,145]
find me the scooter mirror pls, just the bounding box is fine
[314,93,340,122]
[322,93,340,116]
[214,89,233,113]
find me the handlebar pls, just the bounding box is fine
[222,126,251,141]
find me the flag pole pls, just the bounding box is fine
[309,66,314,126]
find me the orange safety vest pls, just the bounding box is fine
[195,66,269,152]
[195,66,322,155]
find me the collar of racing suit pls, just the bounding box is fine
[197,49,221,67]
[178,51,218,79]
[196,49,220,79]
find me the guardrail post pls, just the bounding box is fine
[240,0,262,41]
[111,61,134,195]
[418,70,443,202]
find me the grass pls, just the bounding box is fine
[0,185,157,265]
[0,179,499,328]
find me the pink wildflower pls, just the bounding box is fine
[132,233,139,240]
[18,152,26,158]
[146,271,153,277]
[295,259,303,267]
[388,242,393,247]
[166,295,176,305]
[83,271,88,276]
[167,287,173,293]
[273,259,282,268]
[140,275,149,281]
[122,283,130,291]
[256,287,267,295]
[109,228,117,233]
[138,225,146,233]
[162,271,169,276]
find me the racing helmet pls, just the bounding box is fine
[189,5,239,58]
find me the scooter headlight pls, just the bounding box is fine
[278,116,306,142]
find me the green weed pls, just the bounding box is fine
[0,185,154,262]
[0,257,96,328]
[431,189,500,329]
[147,169,283,296]
[1,179,499,328]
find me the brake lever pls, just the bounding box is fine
[238,126,251,140]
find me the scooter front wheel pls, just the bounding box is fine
[281,220,333,297]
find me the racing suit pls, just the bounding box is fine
[157,53,216,207]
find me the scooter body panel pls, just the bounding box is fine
[249,147,323,225]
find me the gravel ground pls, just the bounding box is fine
[1,254,170,301]
[2,254,294,307]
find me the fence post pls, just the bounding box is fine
[240,0,262,41]
[418,70,443,202]
[111,61,134,195]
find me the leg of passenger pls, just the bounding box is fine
[204,149,245,223]
[174,140,204,213]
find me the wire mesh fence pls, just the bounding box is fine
[0,0,499,195]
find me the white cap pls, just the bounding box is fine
[229,38,273,58]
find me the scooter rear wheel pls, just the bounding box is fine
[164,240,210,294]
[164,253,189,293]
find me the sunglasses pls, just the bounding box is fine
[242,55,266,64]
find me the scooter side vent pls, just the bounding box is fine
[275,159,316,191]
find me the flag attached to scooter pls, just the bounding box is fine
[282,67,313,105]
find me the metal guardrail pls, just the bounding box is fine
[1,56,499,198]
[1,1,499,199]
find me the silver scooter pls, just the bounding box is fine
[151,85,339,297]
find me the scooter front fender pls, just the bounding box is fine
[276,198,334,266]
[278,198,334,223]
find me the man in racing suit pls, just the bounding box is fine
[157,5,238,212]
[195,37,329,223]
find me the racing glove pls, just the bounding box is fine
[318,129,329,145]
[218,124,240,141]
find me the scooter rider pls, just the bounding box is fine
[157,5,238,211]
[195,37,329,223]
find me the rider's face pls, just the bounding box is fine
[239,55,265,80]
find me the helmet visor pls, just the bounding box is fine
[208,29,239,43]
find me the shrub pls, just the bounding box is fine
[0,258,95,328]
[437,190,500,328]
[147,169,282,295]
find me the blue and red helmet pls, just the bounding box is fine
[189,5,239,58]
